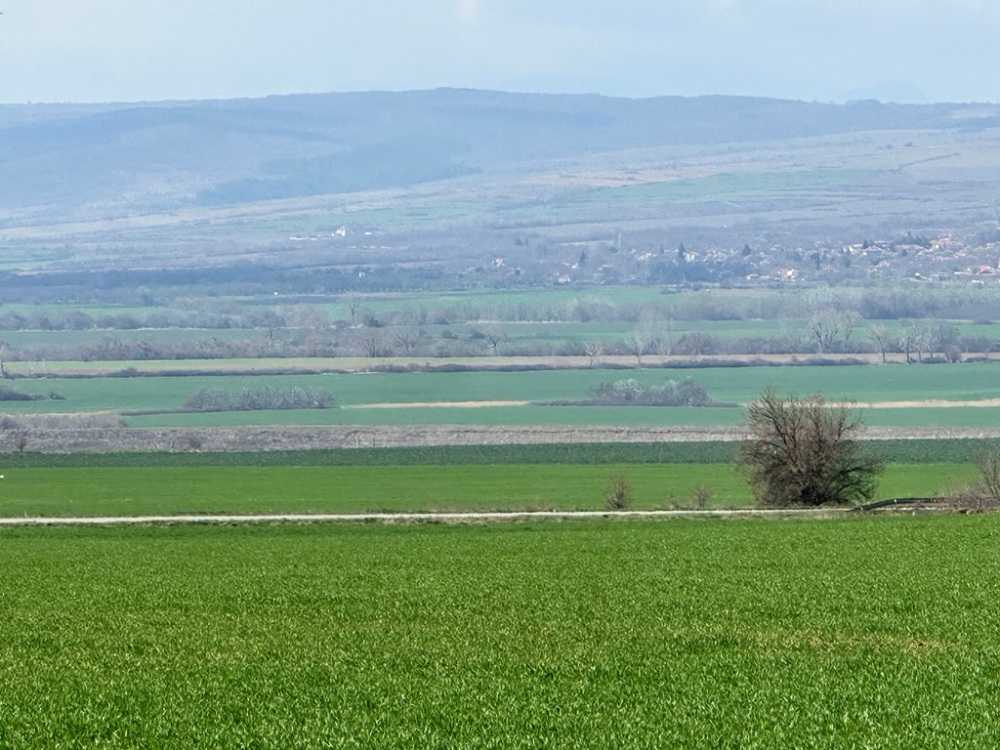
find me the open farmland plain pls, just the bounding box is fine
[3,517,1000,748]
[8,88,1000,748]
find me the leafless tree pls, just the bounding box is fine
[393,330,420,356]
[905,322,932,363]
[808,309,860,354]
[740,389,884,506]
[658,314,675,357]
[899,324,916,364]
[637,308,673,357]
[867,324,893,364]
[363,334,385,359]
[930,321,960,360]
[480,327,509,356]
[954,450,1000,511]
[974,451,1000,502]
[584,341,604,368]
[626,331,647,366]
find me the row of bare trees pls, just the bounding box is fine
[867,321,963,363]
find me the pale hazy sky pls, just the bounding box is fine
[2,0,998,103]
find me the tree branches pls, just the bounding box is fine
[740,389,883,506]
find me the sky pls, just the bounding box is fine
[1,0,998,104]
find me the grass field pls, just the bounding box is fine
[3,516,1000,747]
[0,462,974,517]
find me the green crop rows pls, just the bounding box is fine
[0,462,975,517]
[2,517,1000,747]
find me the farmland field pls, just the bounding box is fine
[0,459,974,517]
[11,81,1000,750]
[3,517,1000,747]
[4,362,1000,431]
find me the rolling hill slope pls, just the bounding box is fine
[2,89,995,216]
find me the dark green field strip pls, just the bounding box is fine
[0,464,975,517]
[2,439,998,468]
[3,517,1000,748]
[3,442,744,468]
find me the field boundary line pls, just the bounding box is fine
[0,509,850,527]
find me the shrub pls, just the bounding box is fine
[692,485,713,510]
[0,386,42,402]
[589,378,712,406]
[740,389,884,507]
[605,475,633,511]
[12,431,28,453]
[973,451,1000,502]
[183,386,335,412]
[180,434,206,452]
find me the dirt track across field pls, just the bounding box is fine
[343,397,1000,411]
[347,401,532,410]
[830,398,1000,409]
[0,509,849,527]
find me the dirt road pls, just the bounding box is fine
[0,509,848,527]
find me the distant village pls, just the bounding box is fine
[287,223,1000,291]
[486,229,1000,288]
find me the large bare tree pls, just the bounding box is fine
[867,324,893,364]
[740,389,884,506]
[583,341,604,368]
[808,309,860,354]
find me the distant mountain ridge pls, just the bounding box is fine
[1,88,996,219]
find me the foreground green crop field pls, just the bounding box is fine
[3,517,1000,747]
[0,463,974,516]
